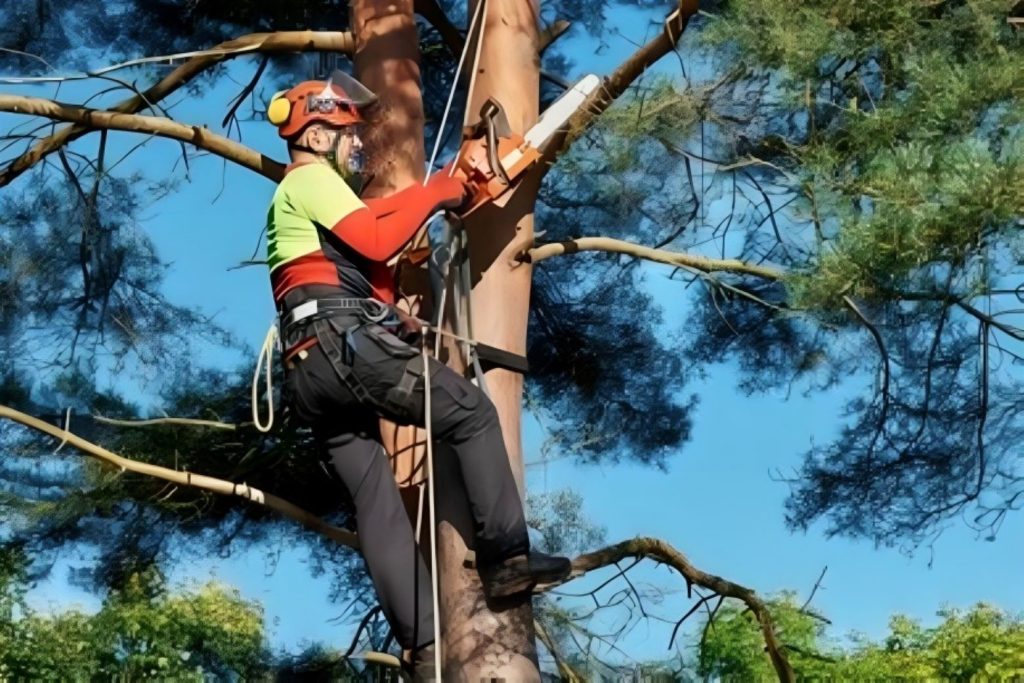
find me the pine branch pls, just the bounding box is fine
[0,404,358,549]
[542,0,700,163]
[539,20,572,54]
[521,236,784,281]
[0,95,285,181]
[0,31,354,187]
[414,0,465,58]
[539,537,795,683]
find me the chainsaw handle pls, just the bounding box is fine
[481,101,511,188]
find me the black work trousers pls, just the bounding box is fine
[284,312,529,650]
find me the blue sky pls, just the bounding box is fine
[5,0,1023,669]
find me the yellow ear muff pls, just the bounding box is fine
[267,94,291,126]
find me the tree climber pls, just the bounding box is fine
[263,72,572,676]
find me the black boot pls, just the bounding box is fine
[479,551,572,599]
[409,642,436,682]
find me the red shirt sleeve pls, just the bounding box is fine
[329,173,465,262]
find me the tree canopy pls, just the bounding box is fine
[0,0,1020,677]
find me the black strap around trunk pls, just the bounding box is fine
[473,343,529,375]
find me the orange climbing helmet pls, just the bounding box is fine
[267,69,378,139]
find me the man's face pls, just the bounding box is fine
[307,124,362,170]
[332,126,363,168]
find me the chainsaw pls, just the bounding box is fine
[453,73,600,213]
[395,75,601,373]
[399,73,599,271]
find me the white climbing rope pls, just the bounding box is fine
[420,335,443,679]
[426,0,487,178]
[417,2,489,676]
[252,321,278,433]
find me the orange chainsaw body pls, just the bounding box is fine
[454,133,542,214]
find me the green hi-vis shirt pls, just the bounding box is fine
[265,162,388,303]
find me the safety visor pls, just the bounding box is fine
[306,69,378,114]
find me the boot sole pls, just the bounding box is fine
[482,566,571,599]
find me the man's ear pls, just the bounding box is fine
[302,125,327,152]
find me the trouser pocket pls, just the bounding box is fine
[430,368,481,411]
[346,323,423,420]
[357,324,418,360]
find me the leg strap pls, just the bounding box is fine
[385,354,426,417]
[314,318,373,404]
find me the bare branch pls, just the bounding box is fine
[534,619,585,682]
[0,31,354,187]
[957,300,1024,341]
[222,56,270,132]
[414,0,465,58]
[0,40,343,84]
[800,565,829,615]
[92,414,238,431]
[843,295,891,461]
[0,404,357,548]
[540,537,795,683]
[521,236,784,281]
[0,95,284,181]
[540,20,573,54]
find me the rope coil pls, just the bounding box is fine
[252,321,278,433]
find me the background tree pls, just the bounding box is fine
[698,595,1024,680]
[0,546,269,680]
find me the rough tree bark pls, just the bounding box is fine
[433,1,544,679]
[351,0,543,678]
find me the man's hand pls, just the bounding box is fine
[427,164,473,213]
[395,307,427,344]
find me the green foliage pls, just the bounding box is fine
[654,0,1024,545]
[698,593,825,680]
[708,0,1024,310]
[698,595,1024,681]
[587,79,701,174]
[527,489,607,556]
[0,556,270,680]
[791,136,1024,309]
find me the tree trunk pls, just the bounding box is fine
[351,0,543,678]
[350,0,429,491]
[434,0,542,679]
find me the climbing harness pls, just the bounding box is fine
[251,298,397,434]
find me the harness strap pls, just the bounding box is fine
[282,297,391,330]
[313,318,373,404]
[385,354,426,416]
[282,297,399,362]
